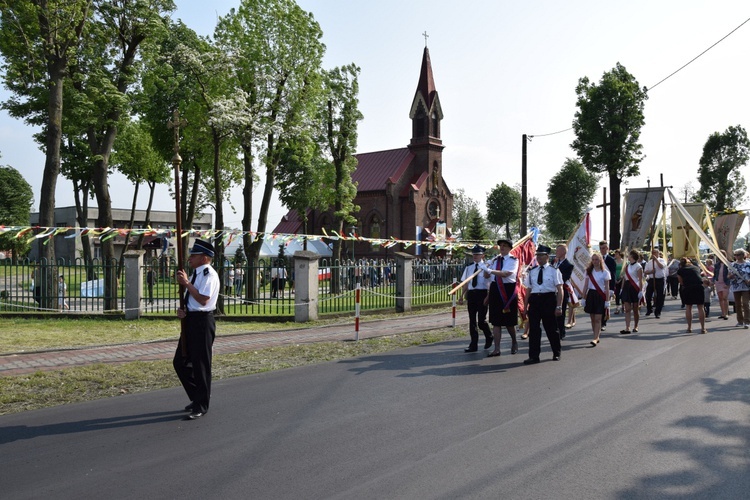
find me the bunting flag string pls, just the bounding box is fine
[0,224,500,254]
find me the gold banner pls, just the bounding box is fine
[671,203,707,258]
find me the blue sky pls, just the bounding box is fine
[1,0,749,241]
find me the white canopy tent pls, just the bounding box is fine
[223,237,332,260]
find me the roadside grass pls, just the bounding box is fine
[0,306,452,354]
[0,327,466,416]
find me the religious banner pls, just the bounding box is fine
[566,212,592,299]
[671,202,708,258]
[620,187,664,251]
[510,228,538,320]
[712,211,747,257]
[667,190,731,268]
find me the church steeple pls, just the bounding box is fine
[409,46,443,145]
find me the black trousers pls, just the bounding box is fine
[555,287,570,337]
[667,276,679,298]
[646,277,665,315]
[528,293,561,360]
[173,312,216,413]
[466,289,492,348]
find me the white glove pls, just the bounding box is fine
[638,291,643,299]
[580,299,586,307]
[604,302,610,309]
[477,262,488,272]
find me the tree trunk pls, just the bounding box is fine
[118,181,139,279]
[212,132,225,314]
[241,144,256,300]
[90,124,118,310]
[37,64,66,309]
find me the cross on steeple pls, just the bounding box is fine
[422,31,429,47]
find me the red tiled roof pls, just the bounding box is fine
[401,171,428,197]
[353,148,414,192]
[272,208,304,234]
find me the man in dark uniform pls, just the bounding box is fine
[599,240,616,331]
[554,244,574,340]
[523,245,564,364]
[458,244,493,352]
[174,239,220,420]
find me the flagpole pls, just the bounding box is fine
[168,110,188,357]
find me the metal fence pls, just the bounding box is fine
[0,258,125,313]
[1,256,469,317]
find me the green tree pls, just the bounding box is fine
[110,120,169,273]
[544,158,599,241]
[571,62,647,248]
[0,163,34,262]
[215,0,325,276]
[451,188,479,239]
[0,0,92,306]
[464,206,487,242]
[319,65,362,269]
[486,183,521,239]
[72,0,174,309]
[695,125,750,211]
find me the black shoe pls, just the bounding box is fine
[654,315,660,319]
[464,347,478,353]
[185,411,205,420]
[560,332,566,340]
[645,311,652,316]
[523,358,540,365]
[183,403,194,412]
[552,354,561,361]
[484,337,494,349]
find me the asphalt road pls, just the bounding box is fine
[2,301,749,499]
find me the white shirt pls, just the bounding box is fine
[524,264,563,294]
[491,254,518,284]
[644,257,668,279]
[587,268,612,291]
[187,264,220,312]
[461,260,491,290]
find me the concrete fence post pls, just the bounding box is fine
[293,250,319,322]
[395,252,415,313]
[124,250,145,320]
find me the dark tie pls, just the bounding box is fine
[184,271,197,305]
[537,265,544,285]
[471,264,478,287]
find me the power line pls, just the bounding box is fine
[647,16,750,91]
[528,127,572,139]
[528,16,750,137]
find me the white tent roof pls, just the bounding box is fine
[224,237,332,259]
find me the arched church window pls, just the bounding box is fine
[370,215,381,239]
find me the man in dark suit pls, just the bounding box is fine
[554,244,574,339]
[599,240,616,331]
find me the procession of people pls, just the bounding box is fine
[457,238,750,363]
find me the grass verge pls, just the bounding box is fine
[0,327,466,416]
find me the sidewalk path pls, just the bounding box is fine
[0,311,468,376]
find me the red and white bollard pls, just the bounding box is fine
[354,283,361,341]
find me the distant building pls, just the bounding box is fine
[273,46,454,259]
[29,206,212,262]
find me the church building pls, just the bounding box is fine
[273,46,453,259]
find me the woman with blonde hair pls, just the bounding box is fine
[583,253,611,346]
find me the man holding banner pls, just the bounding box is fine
[485,238,520,357]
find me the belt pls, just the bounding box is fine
[467,288,487,293]
[186,310,215,315]
[531,292,556,296]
